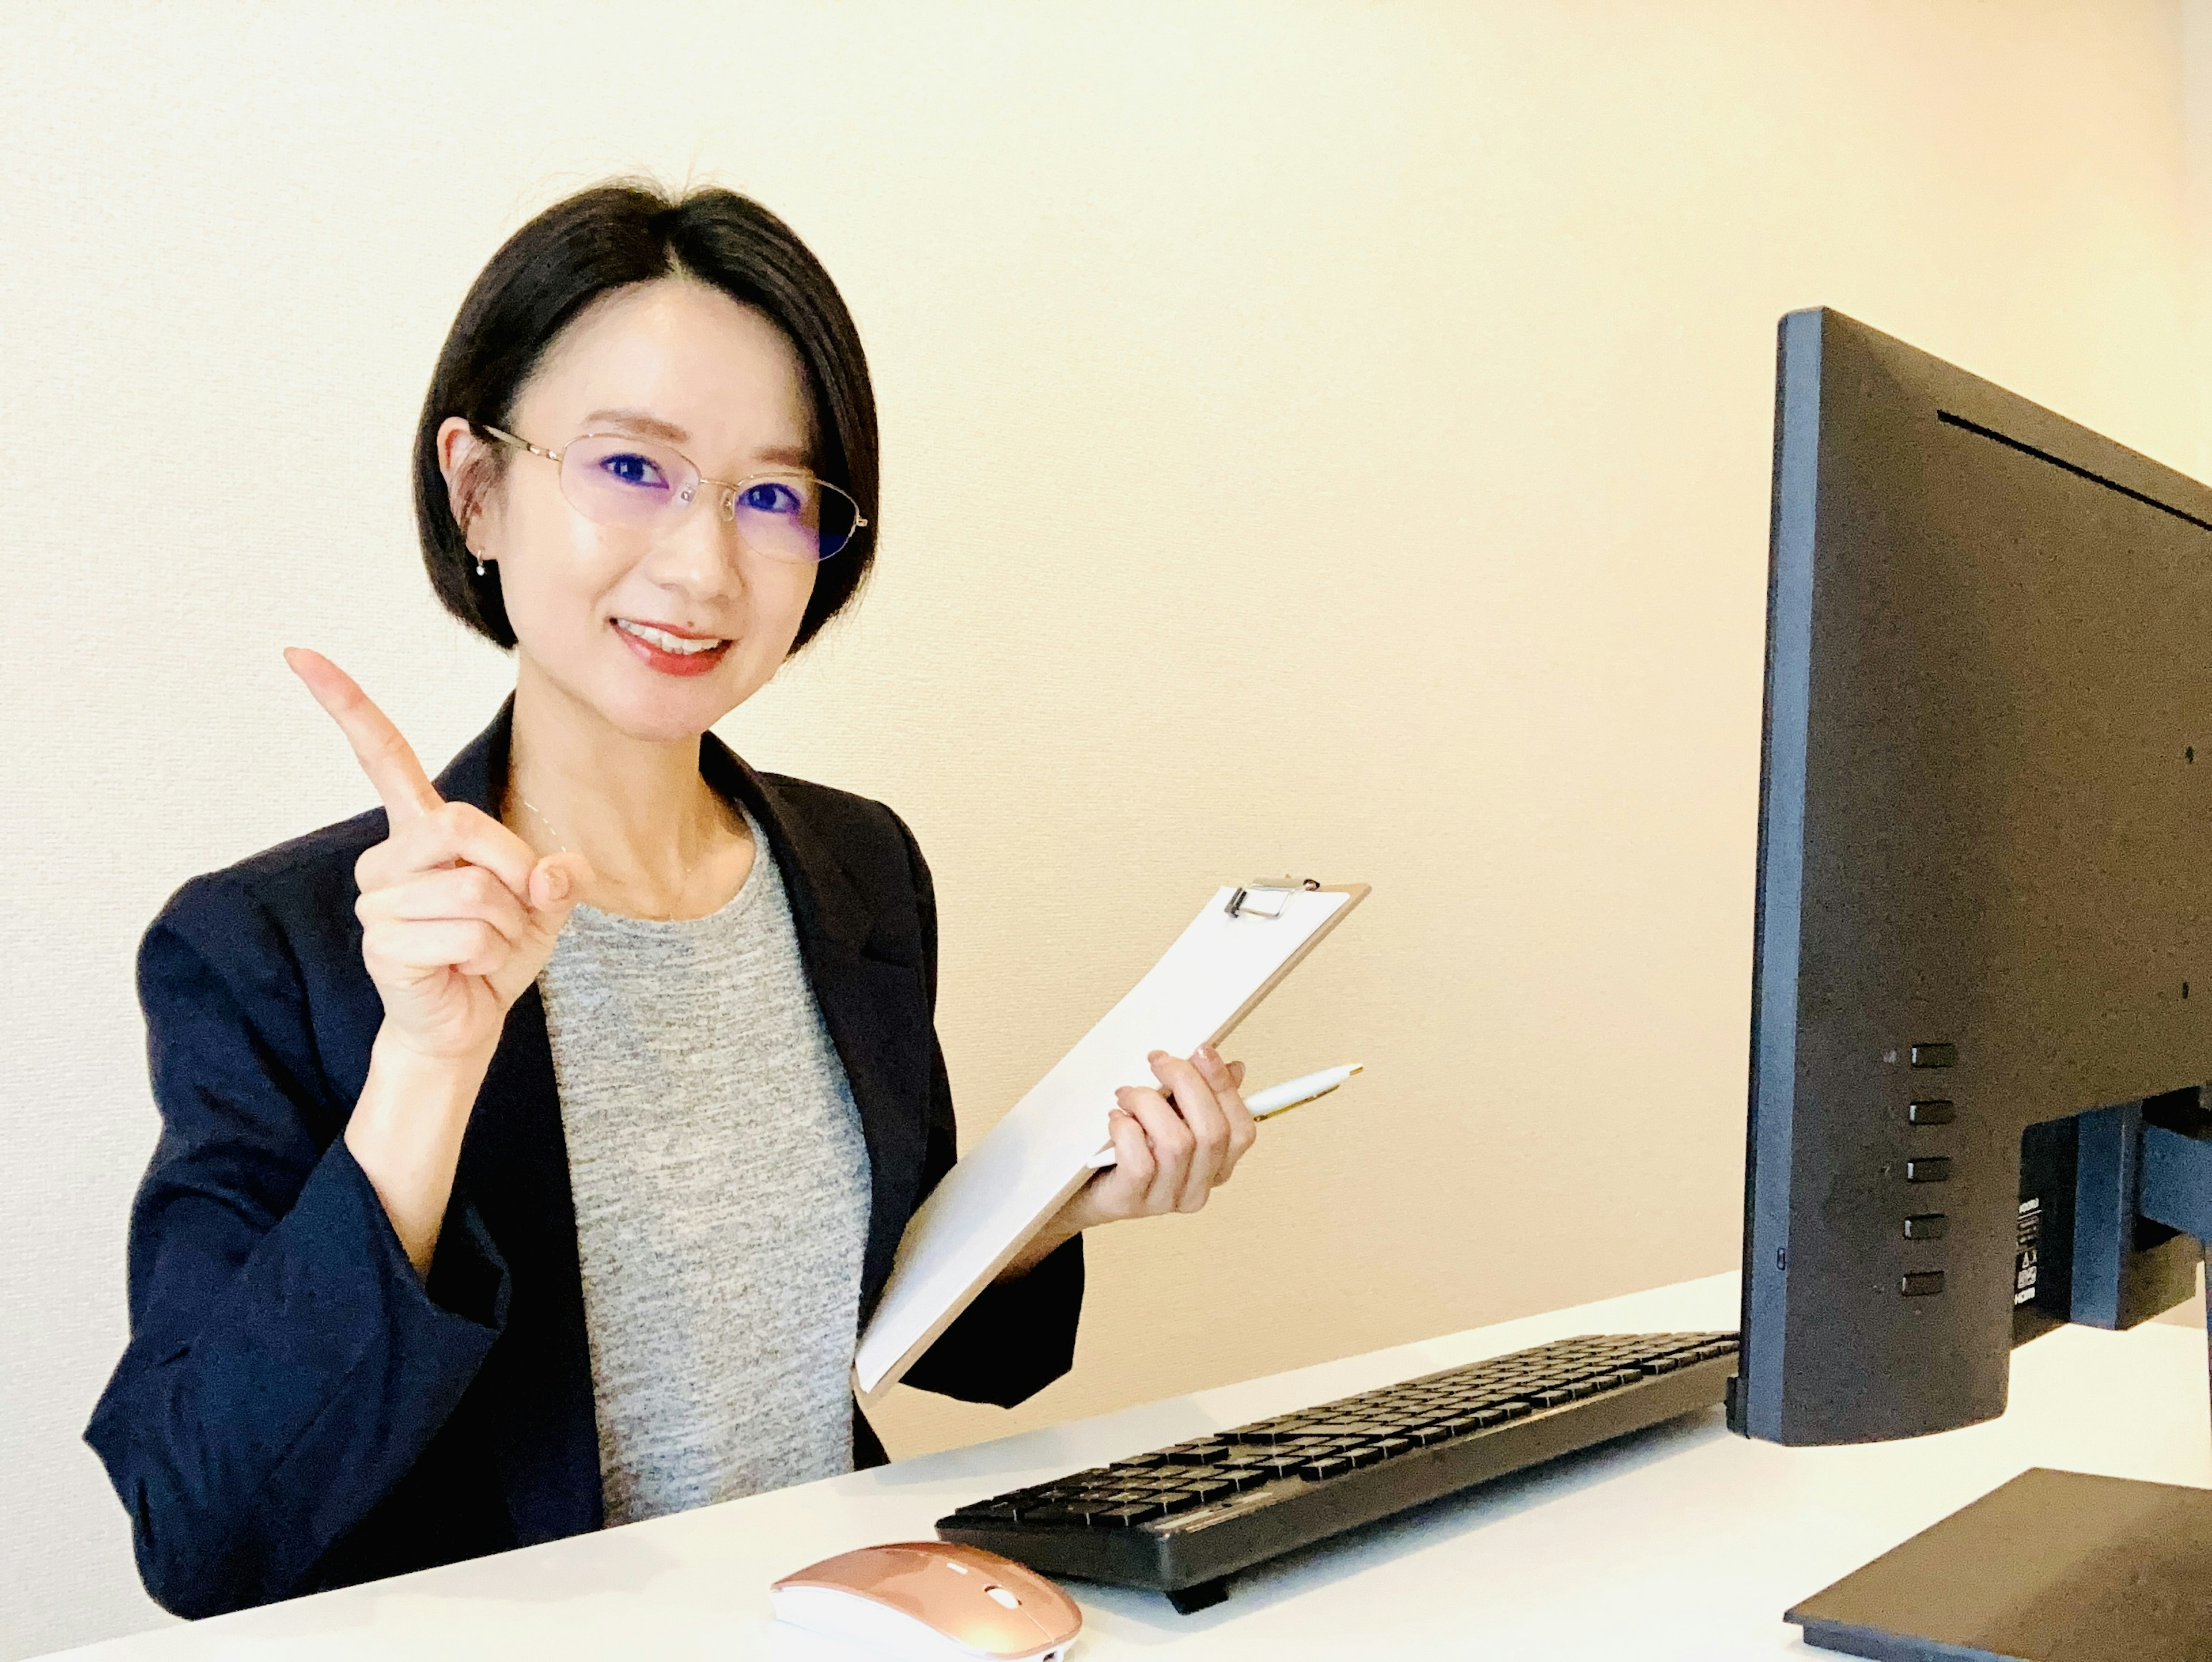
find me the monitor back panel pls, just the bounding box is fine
[1738,308,2212,1444]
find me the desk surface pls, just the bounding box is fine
[48,1272,2212,1661]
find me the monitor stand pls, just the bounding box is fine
[1786,1130,2212,1662]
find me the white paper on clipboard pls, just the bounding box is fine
[853,879,1368,1399]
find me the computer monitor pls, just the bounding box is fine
[1729,306,2212,1451]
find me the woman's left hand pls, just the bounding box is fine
[1001,1044,1253,1277]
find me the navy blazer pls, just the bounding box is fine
[85,694,1084,1619]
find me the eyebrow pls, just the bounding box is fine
[578,408,812,469]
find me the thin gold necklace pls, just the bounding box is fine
[510,789,734,911]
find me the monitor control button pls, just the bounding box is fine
[1903,1214,1949,1239]
[1905,1157,1952,1183]
[1907,1099,1956,1125]
[1909,1044,1958,1068]
[1902,1271,1946,1296]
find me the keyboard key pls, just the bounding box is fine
[1022,1504,1087,1527]
[1370,1437,1416,1459]
[1162,1445,1230,1466]
[1094,1502,1165,1528]
[1297,1457,1354,1481]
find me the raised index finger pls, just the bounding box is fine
[284,647,442,825]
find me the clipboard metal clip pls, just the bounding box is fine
[1225,877,1321,918]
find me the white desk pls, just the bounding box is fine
[45,1273,2212,1661]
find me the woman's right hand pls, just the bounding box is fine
[285,648,593,1064]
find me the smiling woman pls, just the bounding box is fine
[81,177,1257,1619]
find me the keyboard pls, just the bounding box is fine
[937,1330,1739,1612]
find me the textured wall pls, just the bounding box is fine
[1,3,2202,1656]
[2194,0,2212,481]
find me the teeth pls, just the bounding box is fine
[618,619,725,654]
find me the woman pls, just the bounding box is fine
[85,179,1256,1619]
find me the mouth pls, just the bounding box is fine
[612,617,733,677]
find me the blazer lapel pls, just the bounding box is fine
[433,696,601,1546]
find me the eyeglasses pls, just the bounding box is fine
[478,424,866,563]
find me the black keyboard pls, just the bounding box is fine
[937,1330,1738,1612]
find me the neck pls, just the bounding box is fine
[503,654,738,914]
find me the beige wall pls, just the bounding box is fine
[2,3,2203,1656]
[2195,0,2212,478]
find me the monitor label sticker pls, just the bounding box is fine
[2014,1197,2041,1307]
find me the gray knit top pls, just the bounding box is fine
[536,796,874,1527]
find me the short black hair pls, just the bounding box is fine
[412,176,880,655]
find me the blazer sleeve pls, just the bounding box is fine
[880,808,1085,1409]
[83,873,511,1619]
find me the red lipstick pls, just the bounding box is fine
[611,618,732,677]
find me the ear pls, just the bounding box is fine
[437,416,501,550]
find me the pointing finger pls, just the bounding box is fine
[286,647,442,826]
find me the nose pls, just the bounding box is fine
[635,488,745,600]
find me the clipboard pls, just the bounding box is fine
[853,877,1369,1400]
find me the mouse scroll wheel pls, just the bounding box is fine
[984,1585,1021,1610]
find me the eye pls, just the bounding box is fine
[596,450,669,491]
[737,479,806,517]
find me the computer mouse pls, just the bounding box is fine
[771,1540,1084,1661]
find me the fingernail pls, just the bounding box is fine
[545,869,569,903]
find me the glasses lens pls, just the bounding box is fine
[559,434,696,527]
[731,474,862,563]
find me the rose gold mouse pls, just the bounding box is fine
[771,1541,1084,1661]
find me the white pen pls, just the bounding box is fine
[1085,1062,1365,1169]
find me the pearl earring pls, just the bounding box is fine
[472,548,487,577]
